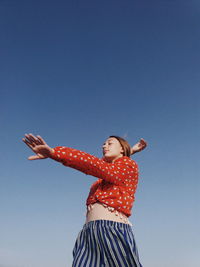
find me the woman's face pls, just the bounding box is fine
[102,137,124,162]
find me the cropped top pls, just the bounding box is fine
[50,146,139,217]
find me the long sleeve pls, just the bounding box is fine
[50,146,138,186]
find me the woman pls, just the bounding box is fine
[22,133,147,267]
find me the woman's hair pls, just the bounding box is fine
[109,136,131,157]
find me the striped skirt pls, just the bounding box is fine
[72,220,142,267]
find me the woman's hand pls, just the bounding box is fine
[22,133,54,160]
[131,138,147,155]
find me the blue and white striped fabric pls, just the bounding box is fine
[72,220,143,267]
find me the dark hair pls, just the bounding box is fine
[109,136,131,157]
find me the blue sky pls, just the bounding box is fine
[0,0,199,266]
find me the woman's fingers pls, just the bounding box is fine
[131,138,148,155]
[24,133,45,147]
[28,154,45,160]
[36,135,46,145]
[24,134,36,146]
[22,137,35,148]
[140,138,147,148]
[26,133,41,145]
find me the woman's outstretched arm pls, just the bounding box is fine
[22,133,54,160]
[22,133,138,185]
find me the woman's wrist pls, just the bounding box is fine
[131,149,137,155]
[49,148,55,158]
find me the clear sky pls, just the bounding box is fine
[0,0,199,266]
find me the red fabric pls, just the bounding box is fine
[50,146,139,217]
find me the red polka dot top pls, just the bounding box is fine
[50,146,139,217]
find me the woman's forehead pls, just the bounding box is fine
[104,137,118,143]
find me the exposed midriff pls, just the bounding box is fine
[85,202,132,225]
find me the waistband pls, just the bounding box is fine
[83,219,133,231]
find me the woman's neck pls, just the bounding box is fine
[104,154,123,163]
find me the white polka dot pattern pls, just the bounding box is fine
[50,146,139,217]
